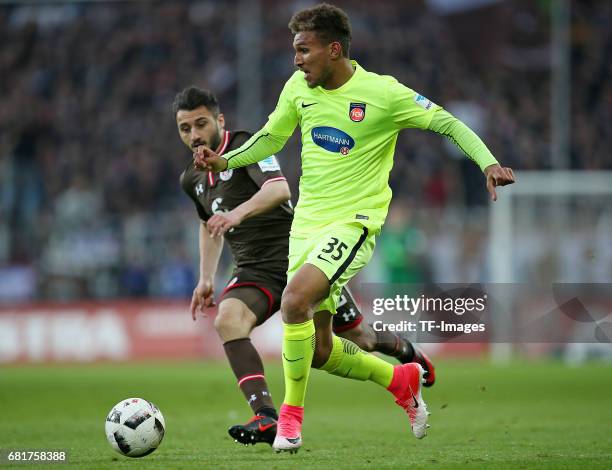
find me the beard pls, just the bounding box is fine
[209,122,222,151]
[192,123,222,151]
[311,67,333,89]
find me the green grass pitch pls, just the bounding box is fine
[1,359,612,469]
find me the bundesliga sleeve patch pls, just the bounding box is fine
[258,156,281,172]
[414,93,435,110]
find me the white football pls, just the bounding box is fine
[105,398,165,458]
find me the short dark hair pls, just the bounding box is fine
[172,86,220,116]
[289,3,351,58]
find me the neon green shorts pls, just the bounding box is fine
[287,222,376,314]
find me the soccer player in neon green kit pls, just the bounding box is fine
[196,3,515,453]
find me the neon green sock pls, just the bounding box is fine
[320,335,394,388]
[282,320,315,407]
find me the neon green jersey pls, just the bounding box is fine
[264,61,438,234]
[224,60,498,235]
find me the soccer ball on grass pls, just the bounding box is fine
[105,398,165,457]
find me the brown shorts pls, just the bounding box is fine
[219,267,285,326]
[219,267,363,332]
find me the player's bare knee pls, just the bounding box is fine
[214,301,250,341]
[280,290,310,323]
[213,309,236,339]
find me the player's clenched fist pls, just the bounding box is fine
[484,163,515,201]
[193,146,228,172]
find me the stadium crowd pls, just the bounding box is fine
[0,0,609,300]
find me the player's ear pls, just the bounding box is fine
[217,113,225,130]
[329,41,342,60]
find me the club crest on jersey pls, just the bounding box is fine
[349,102,366,122]
[219,169,233,181]
[311,126,355,155]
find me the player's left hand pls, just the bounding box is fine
[484,164,515,201]
[206,211,243,237]
[190,277,215,321]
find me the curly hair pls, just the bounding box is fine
[289,3,352,58]
[172,86,220,117]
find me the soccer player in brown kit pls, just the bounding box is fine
[173,86,436,446]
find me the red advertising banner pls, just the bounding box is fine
[0,300,484,363]
[0,300,282,363]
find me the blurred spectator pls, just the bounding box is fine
[378,202,429,284]
[120,251,150,298]
[152,244,196,299]
[0,0,609,299]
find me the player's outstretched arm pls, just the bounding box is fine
[191,221,224,320]
[194,130,289,173]
[207,180,291,237]
[195,77,299,172]
[428,108,515,200]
